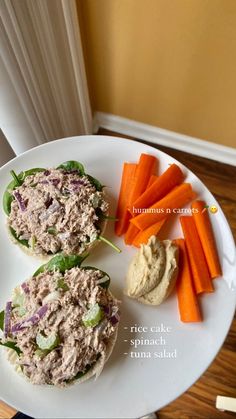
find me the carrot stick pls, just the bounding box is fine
[174,238,202,322]
[128,154,157,210]
[128,175,158,244]
[132,219,166,247]
[122,155,156,242]
[124,223,140,245]
[130,164,184,216]
[147,174,159,188]
[115,163,137,236]
[191,201,222,279]
[131,183,195,230]
[180,216,213,294]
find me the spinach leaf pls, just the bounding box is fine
[82,266,110,289]
[95,208,118,221]
[86,174,103,192]
[69,353,101,383]
[98,235,121,253]
[19,168,45,182]
[3,167,45,216]
[10,170,21,186]
[33,254,88,277]
[3,179,16,215]
[57,161,103,191]
[64,364,91,384]
[57,161,85,176]
[0,340,22,356]
[0,310,4,331]
[102,215,118,221]
[9,227,29,248]
[73,363,92,380]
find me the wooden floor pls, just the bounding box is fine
[0,128,235,419]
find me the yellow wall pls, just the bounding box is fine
[78,0,236,148]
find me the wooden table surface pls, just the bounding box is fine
[0,128,235,419]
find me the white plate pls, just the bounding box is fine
[0,135,235,419]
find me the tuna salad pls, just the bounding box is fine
[0,255,120,387]
[3,161,109,256]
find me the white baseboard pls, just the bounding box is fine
[94,112,236,166]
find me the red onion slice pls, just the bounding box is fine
[11,304,48,333]
[70,179,84,185]
[103,304,111,316]
[110,306,120,325]
[110,312,120,325]
[14,191,26,211]
[50,178,60,187]
[103,304,120,325]
[39,180,49,185]
[48,200,61,214]
[39,178,60,187]
[21,282,30,294]
[69,179,85,192]
[41,199,60,219]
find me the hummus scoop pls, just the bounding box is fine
[125,236,166,298]
[125,236,179,305]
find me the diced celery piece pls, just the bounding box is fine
[35,348,49,358]
[82,303,104,327]
[47,227,57,235]
[12,289,25,308]
[31,235,37,250]
[56,278,69,291]
[36,332,59,351]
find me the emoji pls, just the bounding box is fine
[209,205,218,214]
